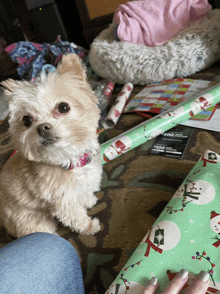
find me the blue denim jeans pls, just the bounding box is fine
[0,233,85,294]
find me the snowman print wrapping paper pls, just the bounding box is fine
[105,150,220,294]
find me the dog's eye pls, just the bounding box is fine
[58,102,70,114]
[22,116,33,127]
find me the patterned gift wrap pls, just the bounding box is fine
[103,83,133,129]
[123,79,218,119]
[101,83,220,164]
[105,150,220,294]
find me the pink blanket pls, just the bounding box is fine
[113,0,212,46]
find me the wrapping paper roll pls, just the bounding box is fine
[102,83,133,129]
[101,83,220,164]
[105,150,220,294]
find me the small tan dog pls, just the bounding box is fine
[0,53,102,238]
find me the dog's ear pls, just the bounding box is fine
[1,79,18,93]
[57,53,87,81]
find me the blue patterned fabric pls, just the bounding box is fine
[5,35,89,81]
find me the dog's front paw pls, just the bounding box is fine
[84,195,98,209]
[80,217,101,235]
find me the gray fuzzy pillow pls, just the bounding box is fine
[89,10,220,85]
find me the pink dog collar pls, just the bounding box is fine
[67,153,92,170]
[9,150,92,170]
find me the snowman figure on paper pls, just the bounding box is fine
[173,180,215,205]
[189,93,213,117]
[103,136,132,162]
[146,128,164,140]
[141,221,181,258]
[159,106,185,119]
[200,150,220,167]
[210,211,220,248]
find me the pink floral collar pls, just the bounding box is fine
[64,153,92,170]
[9,150,93,170]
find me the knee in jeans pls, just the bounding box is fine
[25,232,79,262]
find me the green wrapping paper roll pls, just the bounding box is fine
[101,83,220,165]
[105,150,220,294]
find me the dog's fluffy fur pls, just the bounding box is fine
[0,54,102,238]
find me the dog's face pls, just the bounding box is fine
[1,54,100,166]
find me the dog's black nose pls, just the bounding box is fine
[37,123,52,137]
